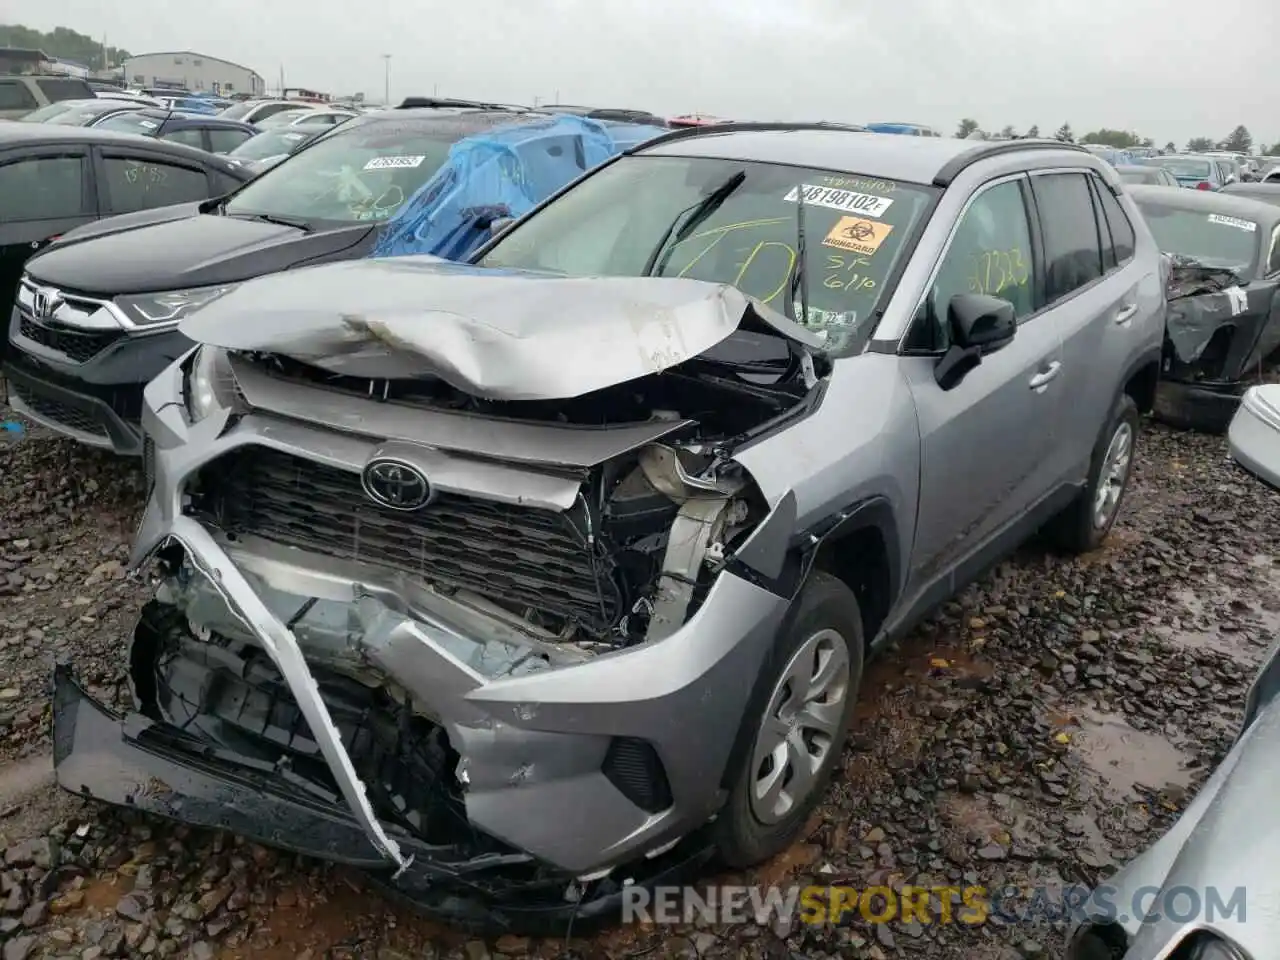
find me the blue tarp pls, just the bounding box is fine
[371,114,630,261]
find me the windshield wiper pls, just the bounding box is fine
[643,170,747,278]
[786,183,810,325]
[232,211,314,232]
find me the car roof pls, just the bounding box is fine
[0,122,248,169]
[635,125,1089,186]
[1115,164,1159,174]
[1156,154,1221,163]
[1126,183,1280,224]
[339,107,539,135]
[1222,182,1280,199]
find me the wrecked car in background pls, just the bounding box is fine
[1128,184,1280,432]
[1066,630,1280,960]
[52,126,1164,932]
[3,109,631,456]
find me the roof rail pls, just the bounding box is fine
[627,120,869,154]
[396,96,529,112]
[932,138,1090,186]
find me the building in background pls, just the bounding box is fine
[122,51,264,96]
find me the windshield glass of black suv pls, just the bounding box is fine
[221,121,463,225]
[477,155,936,355]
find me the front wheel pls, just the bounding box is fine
[714,571,864,868]
[1046,392,1140,554]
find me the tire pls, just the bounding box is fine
[1046,392,1140,554]
[713,570,865,868]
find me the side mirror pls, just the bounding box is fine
[489,216,515,237]
[949,293,1017,349]
[934,293,1017,391]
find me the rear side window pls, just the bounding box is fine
[1031,173,1103,302]
[207,128,253,153]
[0,155,87,220]
[161,128,206,150]
[35,78,93,103]
[102,156,211,213]
[0,80,38,111]
[1093,177,1136,264]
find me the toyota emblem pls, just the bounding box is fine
[362,458,432,511]
[32,287,63,322]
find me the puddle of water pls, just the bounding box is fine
[1070,708,1193,797]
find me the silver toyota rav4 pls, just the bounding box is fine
[53,125,1166,931]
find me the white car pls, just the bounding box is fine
[218,98,310,126]
[1228,385,1280,489]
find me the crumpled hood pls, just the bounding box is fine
[179,255,824,401]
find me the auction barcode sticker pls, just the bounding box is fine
[1208,213,1256,232]
[784,185,894,218]
[364,155,426,170]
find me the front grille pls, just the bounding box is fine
[17,316,124,364]
[197,448,615,630]
[10,382,106,437]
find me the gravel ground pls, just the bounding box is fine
[1,400,1278,960]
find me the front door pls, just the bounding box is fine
[902,174,1064,590]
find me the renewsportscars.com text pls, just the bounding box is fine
[620,883,1247,927]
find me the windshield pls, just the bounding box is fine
[222,121,464,224]
[1134,201,1260,275]
[19,102,75,122]
[257,109,315,129]
[230,127,323,161]
[48,104,130,126]
[218,102,257,121]
[1119,168,1160,184]
[478,154,938,355]
[1155,157,1211,179]
[94,112,164,136]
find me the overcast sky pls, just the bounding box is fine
[12,0,1277,147]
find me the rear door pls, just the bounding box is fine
[0,146,96,326]
[1029,170,1150,485]
[92,145,219,216]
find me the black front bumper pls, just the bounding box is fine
[2,358,144,453]
[51,663,712,934]
[1153,379,1245,434]
[4,308,193,455]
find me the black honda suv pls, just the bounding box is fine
[3,106,538,454]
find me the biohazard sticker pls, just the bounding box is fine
[1208,213,1256,232]
[823,216,894,256]
[364,155,426,170]
[784,184,894,218]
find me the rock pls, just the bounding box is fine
[2,937,36,960]
[464,942,490,960]
[977,844,1008,861]
[116,893,150,923]
[49,890,84,913]
[1019,940,1045,957]
[187,943,215,960]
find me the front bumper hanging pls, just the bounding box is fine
[51,664,713,932]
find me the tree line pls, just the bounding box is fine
[0,23,132,69]
[953,120,1280,156]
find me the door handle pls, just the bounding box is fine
[1028,360,1062,390]
[1114,303,1139,325]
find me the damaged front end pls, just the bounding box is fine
[1155,255,1280,433]
[53,264,825,931]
